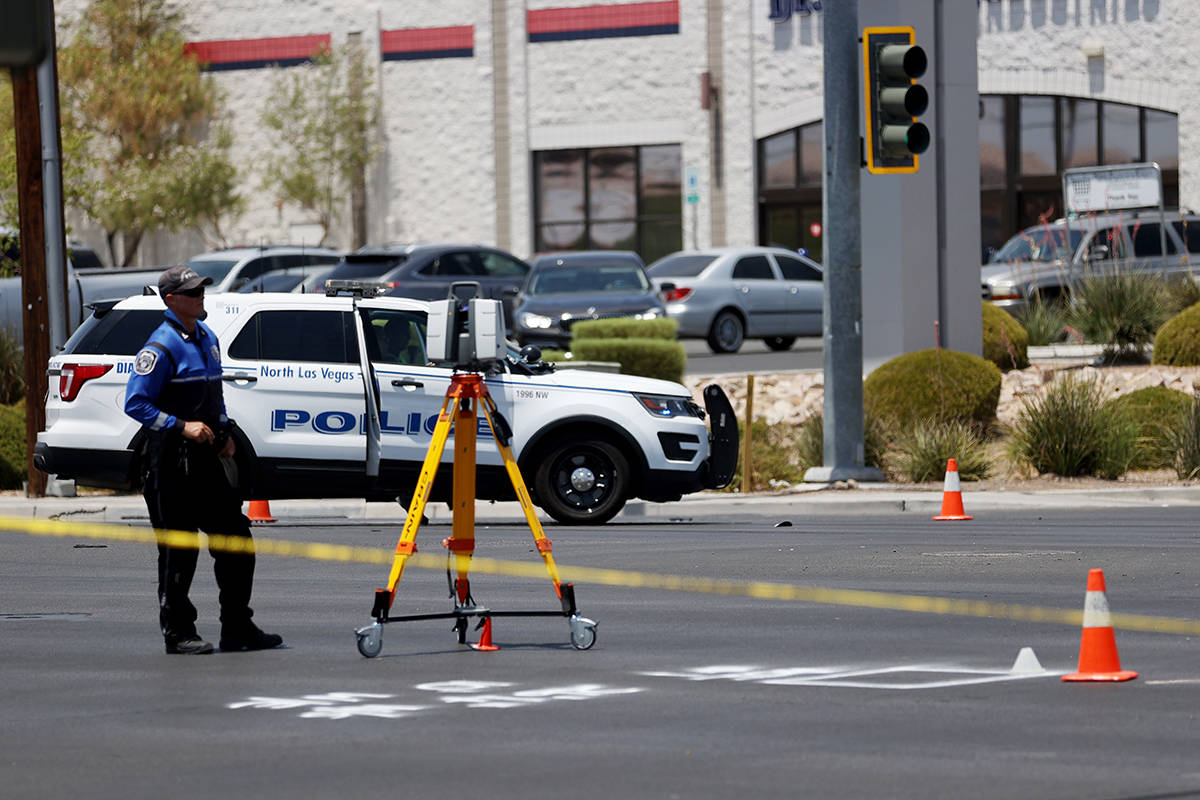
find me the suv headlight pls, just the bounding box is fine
[633,392,703,418]
[633,307,664,320]
[521,312,553,329]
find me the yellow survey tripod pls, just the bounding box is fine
[355,372,597,657]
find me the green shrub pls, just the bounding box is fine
[1109,385,1193,470]
[793,411,888,472]
[570,338,686,383]
[0,401,26,489]
[540,349,567,362]
[1006,374,1137,479]
[1152,302,1200,366]
[0,327,23,405]
[981,302,1029,371]
[1066,271,1170,361]
[1166,396,1200,479]
[722,418,806,492]
[863,348,1001,431]
[571,317,678,341]
[1015,294,1067,346]
[888,418,992,482]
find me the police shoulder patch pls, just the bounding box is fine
[133,348,159,375]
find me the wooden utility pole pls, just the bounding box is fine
[11,65,50,496]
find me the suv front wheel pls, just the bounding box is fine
[533,437,629,524]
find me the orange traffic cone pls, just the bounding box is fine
[247,499,276,524]
[1063,568,1138,682]
[933,458,972,520]
[471,617,500,651]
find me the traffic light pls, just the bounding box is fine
[863,26,929,174]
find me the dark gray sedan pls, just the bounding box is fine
[511,251,666,348]
[647,246,823,353]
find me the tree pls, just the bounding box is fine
[259,40,380,248]
[0,72,96,276]
[56,0,243,265]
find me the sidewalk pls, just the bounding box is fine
[6,481,1200,525]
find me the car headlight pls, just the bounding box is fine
[521,312,553,329]
[633,392,703,418]
[633,307,664,320]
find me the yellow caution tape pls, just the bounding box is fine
[4,513,1200,637]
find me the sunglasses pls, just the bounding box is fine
[174,286,205,298]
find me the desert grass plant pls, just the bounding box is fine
[722,418,806,492]
[1165,396,1200,480]
[1006,374,1138,479]
[888,418,992,483]
[1109,386,1193,470]
[0,327,23,404]
[1016,293,1067,346]
[793,412,888,474]
[1066,271,1171,362]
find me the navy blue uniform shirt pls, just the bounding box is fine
[125,309,228,434]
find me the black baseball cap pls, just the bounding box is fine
[158,265,213,295]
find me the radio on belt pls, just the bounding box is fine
[425,282,506,368]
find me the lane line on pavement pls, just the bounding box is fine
[5,514,1200,637]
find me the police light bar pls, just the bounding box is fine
[324,280,395,298]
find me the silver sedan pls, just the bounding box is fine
[646,246,823,353]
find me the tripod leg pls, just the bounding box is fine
[380,395,458,605]
[447,395,477,606]
[481,392,563,594]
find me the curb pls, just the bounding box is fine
[7,483,1200,525]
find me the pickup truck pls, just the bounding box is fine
[0,244,342,345]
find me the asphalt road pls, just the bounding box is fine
[682,336,823,376]
[2,508,1198,799]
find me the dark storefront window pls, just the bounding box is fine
[753,97,1178,265]
[1103,102,1139,164]
[1020,96,1057,175]
[755,122,823,260]
[533,144,682,263]
[1145,109,1179,170]
[979,96,1006,187]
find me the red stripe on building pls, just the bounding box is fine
[528,1,678,35]
[185,34,331,66]
[380,26,474,54]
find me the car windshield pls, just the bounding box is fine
[989,227,1083,263]
[186,259,238,282]
[646,254,717,277]
[325,256,406,282]
[528,263,649,295]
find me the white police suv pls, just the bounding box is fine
[35,291,737,524]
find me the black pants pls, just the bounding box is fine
[143,441,255,640]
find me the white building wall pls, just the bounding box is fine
[50,0,1200,264]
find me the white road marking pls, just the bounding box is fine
[641,661,1065,691]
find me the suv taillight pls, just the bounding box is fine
[59,363,113,402]
[662,287,692,302]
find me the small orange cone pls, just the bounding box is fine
[471,617,500,651]
[247,499,276,524]
[933,458,972,520]
[1063,568,1138,682]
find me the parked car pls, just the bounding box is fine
[321,243,530,321]
[511,251,665,348]
[35,290,736,524]
[185,245,342,293]
[981,209,1200,315]
[646,246,823,353]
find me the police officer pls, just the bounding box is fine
[125,265,282,655]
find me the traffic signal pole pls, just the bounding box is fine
[803,0,883,484]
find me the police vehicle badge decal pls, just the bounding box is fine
[134,349,159,375]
